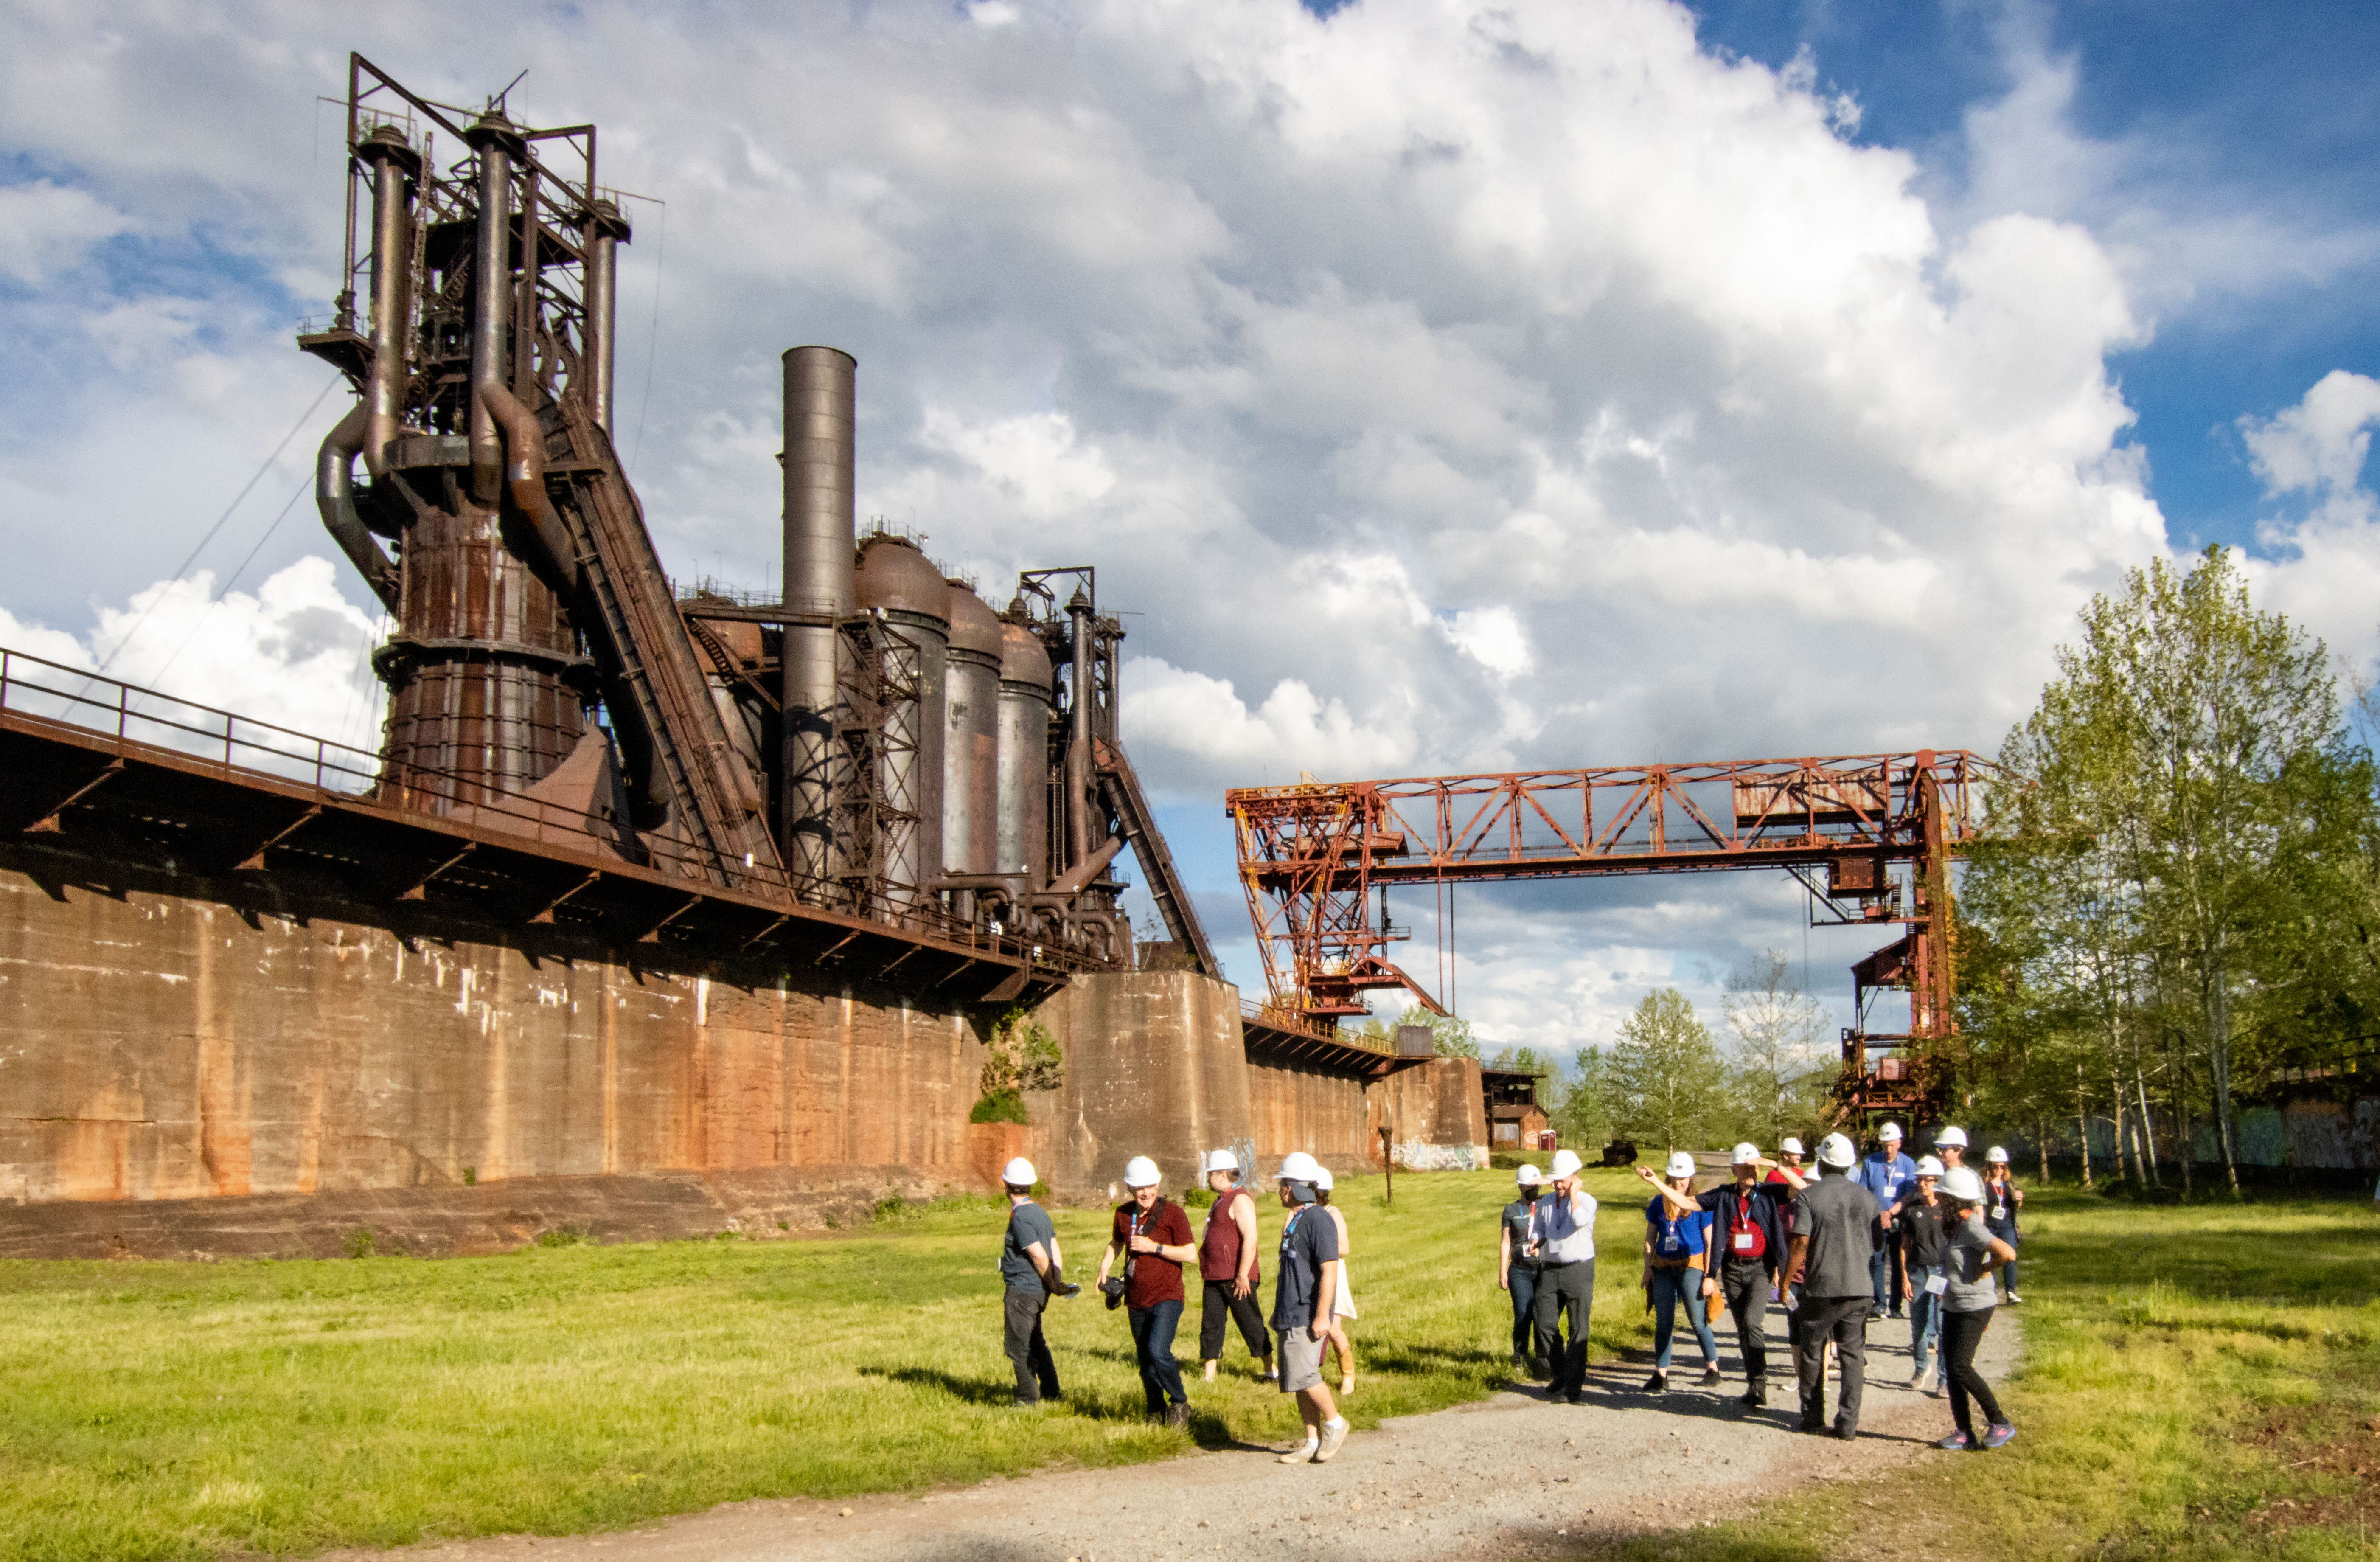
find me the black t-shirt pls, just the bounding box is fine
[1272,1203,1342,1332]
[1502,1198,1539,1270]
[1895,1195,1947,1268]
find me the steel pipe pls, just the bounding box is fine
[314,402,400,612]
[582,199,631,434]
[357,126,418,480]
[780,346,857,894]
[995,621,1052,886]
[1064,585,1095,868]
[466,111,524,504]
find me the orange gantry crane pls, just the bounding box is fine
[1225,750,1991,1121]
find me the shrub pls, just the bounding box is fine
[969,1088,1030,1125]
[972,1007,1063,1126]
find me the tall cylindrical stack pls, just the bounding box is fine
[942,584,1002,883]
[780,347,858,896]
[581,199,631,436]
[995,621,1054,887]
[855,537,948,906]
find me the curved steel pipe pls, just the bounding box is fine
[315,402,400,612]
[466,113,523,504]
[359,127,418,480]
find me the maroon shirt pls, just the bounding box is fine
[1111,1198,1194,1309]
[1198,1186,1262,1284]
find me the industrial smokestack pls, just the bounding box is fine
[358,125,418,479]
[856,537,949,908]
[995,621,1053,887]
[582,199,631,435]
[780,346,858,895]
[1065,584,1096,868]
[465,110,524,504]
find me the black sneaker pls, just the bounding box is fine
[1641,1372,1667,1394]
[1699,1364,1723,1388]
[1740,1384,1767,1407]
[1166,1403,1190,1430]
[1888,1306,1905,1320]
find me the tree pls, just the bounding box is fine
[1550,1046,1617,1152]
[1606,988,1727,1153]
[1722,950,1830,1148]
[1358,1003,1480,1058]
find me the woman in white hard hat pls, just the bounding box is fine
[998,1157,1073,1407]
[1981,1146,2024,1304]
[1097,1155,1198,1427]
[1935,1165,2018,1450]
[1197,1149,1274,1382]
[1499,1163,1548,1377]
[1641,1142,1805,1407]
[1891,1156,1949,1394]
[1271,1152,1349,1464]
[1313,1166,1358,1394]
[1637,1151,1721,1394]
[1527,1147,1600,1404]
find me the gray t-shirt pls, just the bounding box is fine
[1791,1174,1880,1298]
[1002,1201,1057,1290]
[1942,1209,1999,1313]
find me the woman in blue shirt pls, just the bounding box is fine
[1642,1151,1721,1392]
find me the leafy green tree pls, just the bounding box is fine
[1550,1046,1617,1152]
[1721,950,1831,1149]
[1607,988,1727,1154]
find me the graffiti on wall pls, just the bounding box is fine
[1393,1140,1489,1172]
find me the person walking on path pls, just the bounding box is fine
[1982,1146,2024,1304]
[1857,1124,1917,1320]
[1097,1156,1197,1427]
[998,1157,1076,1407]
[1892,1156,1949,1394]
[1500,1163,1548,1378]
[1529,1148,1600,1404]
[1313,1166,1358,1395]
[1635,1152,1721,1394]
[1641,1142,1804,1407]
[1787,1132,1882,1439]
[1271,1152,1349,1465]
[1934,1166,2019,1451]
[1197,1149,1274,1383]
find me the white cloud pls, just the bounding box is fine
[0,180,129,284]
[2242,370,2380,500]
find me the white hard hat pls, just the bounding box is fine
[1914,1155,1944,1178]
[1941,1166,1985,1202]
[1664,1151,1697,1179]
[1205,1148,1240,1174]
[1547,1149,1585,1179]
[1985,1145,2010,1164]
[1314,1166,1335,1191]
[1516,1163,1544,1186]
[1278,1151,1323,1183]
[1817,1132,1857,1169]
[1730,1142,1761,1166]
[1002,1157,1037,1186]
[1122,1155,1161,1188]
[1878,1122,1903,1141]
[1779,1137,1805,1156]
[1935,1126,1969,1149]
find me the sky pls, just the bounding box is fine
[3,0,2378,1063]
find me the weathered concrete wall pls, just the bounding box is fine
[1370,1057,1492,1171]
[1246,1059,1375,1172]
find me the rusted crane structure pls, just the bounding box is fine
[1227,752,1990,1121]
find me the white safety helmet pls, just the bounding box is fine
[1730,1142,1761,1166]
[1985,1145,2011,1165]
[1779,1137,1805,1157]
[1278,1151,1323,1184]
[1664,1150,1697,1179]
[1940,1166,1985,1202]
[1314,1166,1335,1191]
[1547,1149,1585,1180]
[1936,1126,1969,1149]
[1878,1122,1903,1142]
[1002,1157,1037,1187]
[1914,1155,1944,1178]
[1817,1132,1858,1169]
[1516,1163,1544,1187]
[1204,1148,1241,1175]
[1122,1155,1161,1188]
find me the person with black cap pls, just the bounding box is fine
[1786,1131,1881,1438]
[1639,1141,1804,1407]
[1499,1163,1548,1378]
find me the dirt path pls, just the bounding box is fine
[333,1309,2019,1562]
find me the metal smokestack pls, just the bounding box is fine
[582,198,630,435]
[1065,584,1096,867]
[465,111,523,504]
[780,346,858,895]
[358,125,417,479]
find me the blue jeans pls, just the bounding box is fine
[1508,1266,1542,1363]
[1907,1264,1944,1377]
[1128,1299,1187,1413]
[1869,1242,1900,1311]
[1651,1265,1719,1371]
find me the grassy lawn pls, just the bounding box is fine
[0,1168,1656,1561]
[1580,1183,2380,1562]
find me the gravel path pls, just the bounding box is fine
[334,1308,2019,1562]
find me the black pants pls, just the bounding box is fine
[1003,1287,1059,1405]
[1793,1293,1868,1436]
[1199,1277,1271,1362]
[1720,1259,1771,1388]
[1941,1306,2005,1436]
[1532,1259,1595,1398]
[1128,1299,1187,1412]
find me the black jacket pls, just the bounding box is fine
[1696,1180,1793,1279]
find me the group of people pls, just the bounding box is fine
[995,1148,1364,1464]
[1497,1124,2024,1451]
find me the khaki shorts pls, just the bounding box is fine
[1279,1324,1326,1392]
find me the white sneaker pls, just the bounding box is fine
[1314,1419,1350,1463]
[1278,1439,1317,1465]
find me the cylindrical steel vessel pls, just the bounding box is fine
[780,346,857,896]
[994,621,1053,886]
[942,584,1002,880]
[855,537,949,905]
[581,199,631,435]
[464,112,523,504]
[358,126,418,480]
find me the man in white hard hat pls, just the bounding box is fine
[1527,1147,1600,1403]
[1499,1163,1549,1378]
[1770,1138,1809,1192]
[1934,1126,1970,1174]
[1098,1156,1197,1427]
[1857,1124,1918,1320]
[998,1157,1072,1408]
[1196,1148,1273,1383]
[1271,1151,1349,1464]
[1786,1131,1879,1438]
[1639,1141,1805,1407]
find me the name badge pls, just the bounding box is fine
[1991,1203,2007,1220]
[1733,1230,1754,1251]
[1926,1273,1948,1296]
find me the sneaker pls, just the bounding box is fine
[1981,1423,2017,1450]
[2006,1292,2024,1305]
[1908,1372,1927,1391]
[1739,1384,1768,1408]
[1278,1440,1317,1464]
[1831,1424,1859,1441]
[1010,1399,1041,1410]
[1889,1306,1905,1320]
[1937,1430,1972,1450]
[1166,1403,1190,1430]
[1314,1419,1350,1463]
[1641,1371,1668,1395]
[1867,1307,1885,1322]
[1699,1364,1723,1388]
[1924,1379,1944,1398]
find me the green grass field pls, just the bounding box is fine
[0,1170,2373,1561]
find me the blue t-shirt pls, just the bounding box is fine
[1271,1203,1342,1332]
[1644,1194,1710,1259]
[1857,1152,1916,1210]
